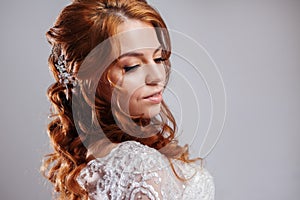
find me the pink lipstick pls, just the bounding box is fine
[144,91,162,104]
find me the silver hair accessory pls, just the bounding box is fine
[55,54,77,100]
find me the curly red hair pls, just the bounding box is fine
[42,0,195,199]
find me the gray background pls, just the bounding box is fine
[0,0,299,199]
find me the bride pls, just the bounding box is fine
[42,0,215,199]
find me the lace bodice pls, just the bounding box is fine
[77,141,215,200]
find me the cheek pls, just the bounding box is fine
[161,64,168,81]
[162,68,167,83]
[114,80,142,114]
[128,93,143,116]
[124,86,141,113]
[121,71,146,97]
[108,66,123,86]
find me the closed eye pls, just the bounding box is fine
[124,64,140,72]
[154,57,166,64]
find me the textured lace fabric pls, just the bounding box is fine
[77,141,215,200]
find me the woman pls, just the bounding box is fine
[42,0,215,199]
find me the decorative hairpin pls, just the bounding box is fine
[55,54,77,100]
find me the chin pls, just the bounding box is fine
[144,104,162,119]
[132,104,162,119]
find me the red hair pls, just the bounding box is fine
[42,0,194,199]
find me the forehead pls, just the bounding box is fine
[115,20,161,54]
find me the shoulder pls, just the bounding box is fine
[172,160,215,200]
[94,140,168,171]
[77,141,180,200]
[77,140,166,181]
[188,167,215,200]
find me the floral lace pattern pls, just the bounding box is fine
[77,141,215,200]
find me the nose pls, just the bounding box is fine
[145,62,165,85]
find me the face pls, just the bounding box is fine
[109,20,167,119]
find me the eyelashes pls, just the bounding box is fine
[124,64,140,72]
[123,57,166,73]
[154,57,166,64]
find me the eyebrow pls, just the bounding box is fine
[117,45,162,60]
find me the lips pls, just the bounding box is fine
[143,90,163,104]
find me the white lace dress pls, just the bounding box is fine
[77,141,215,200]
